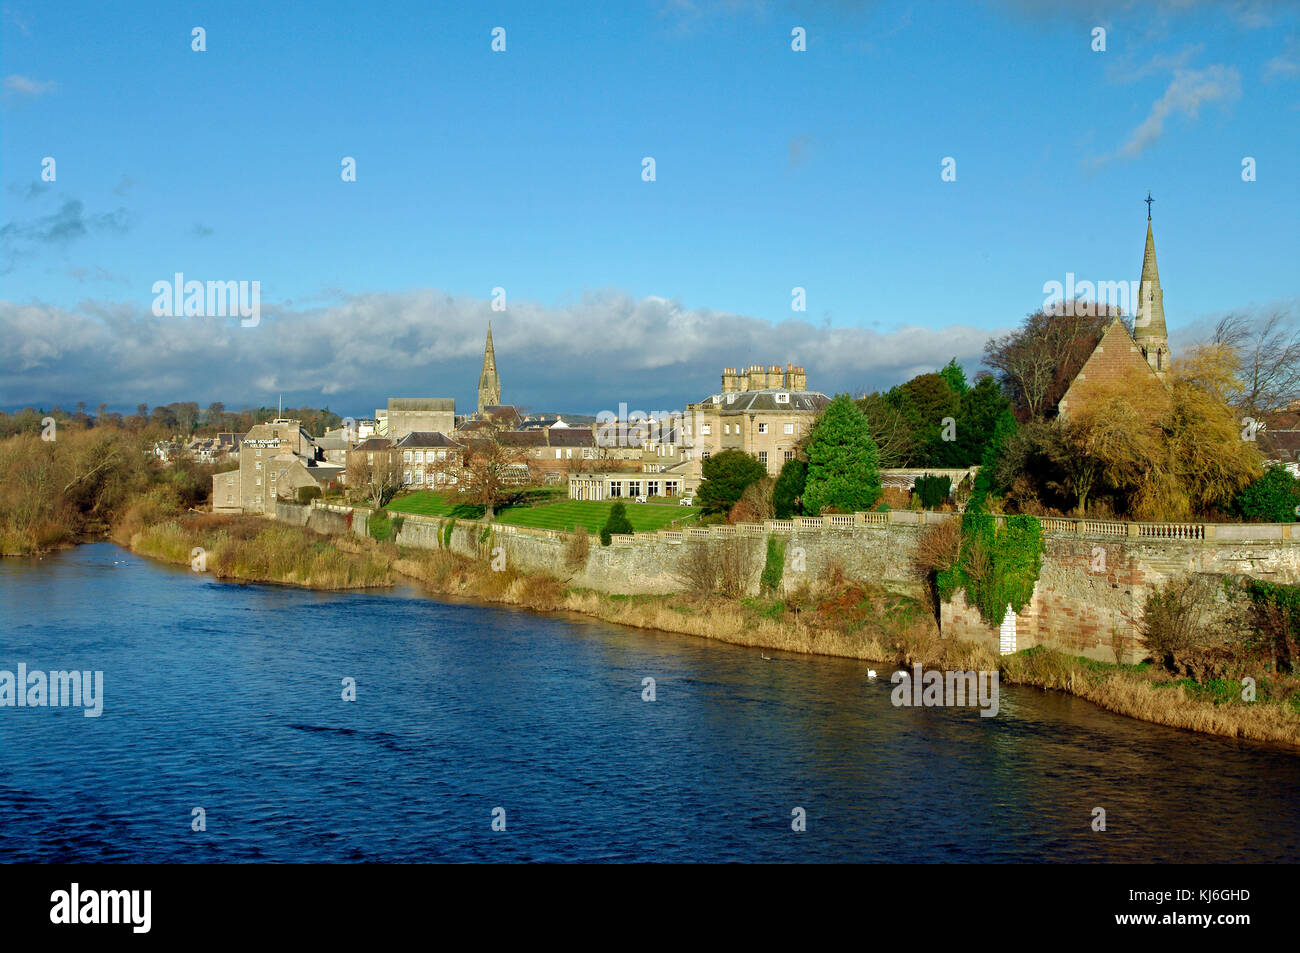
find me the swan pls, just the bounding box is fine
[867,669,877,679]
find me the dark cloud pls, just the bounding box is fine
[0,289,998,414]
[0,200,134,273]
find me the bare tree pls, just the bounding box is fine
[455,420,530,519]
[347,447,402,509]
[1212,311,1300,417]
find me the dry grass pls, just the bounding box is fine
[129,514,392,589]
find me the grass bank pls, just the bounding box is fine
[125,513,393,590]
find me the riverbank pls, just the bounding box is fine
[124,513,1300,749]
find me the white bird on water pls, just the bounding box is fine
[867,669,878,679]
[760,653,772,661]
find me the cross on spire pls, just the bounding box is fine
[1145,191,1154,220]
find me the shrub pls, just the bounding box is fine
[1141,576,1218,669]
[391,515,404,536]
[442,518,455,549]
[565,525,591,569]
[296,485,322,504]
[937,513,1044,625]
[760,537,786,593]
[729,477,775,524]
[1233,466,1300,523]
[697,450,768,515]
[600,501,633,546]
[913,474,951,509]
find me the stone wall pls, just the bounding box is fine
[940,534,1300,663]
[277,502,1300,663]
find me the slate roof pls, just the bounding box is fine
[700,389,830,414]
[392,431,460,449]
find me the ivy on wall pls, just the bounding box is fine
[937,512,1044,626]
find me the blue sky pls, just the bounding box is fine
[2,0,1297,417]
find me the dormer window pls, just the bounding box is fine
[726,393,736,404]
[775,392,790,403]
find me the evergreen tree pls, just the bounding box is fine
[772,457,807,519]
[802,395,882,515]
[940,357,969,396]
[696,449,767,515]
[967,410,1018,511]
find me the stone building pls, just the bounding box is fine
[393,431,462,488]
[211,418,342,514]
[1058,205,1173,418]
[686,364,829,476]
[385,398,455,440]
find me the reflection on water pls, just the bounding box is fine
[0,543,1296,862]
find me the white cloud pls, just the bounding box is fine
[0,290,999,413]
[3,74,56,97]
[1112,65,1242,161]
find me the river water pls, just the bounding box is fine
[1,542,1297,862]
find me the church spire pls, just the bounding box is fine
[477,322,502,415]
[1133,197,1169,380]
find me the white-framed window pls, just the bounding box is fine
[701,423,712,435]
[415,471,424,484]
[724,424,731,435]
[648,481,660,496]
[414,451,424,463]
[255,477,261,486]
[775,392,789,403]
[404,470,412,484]
[784,423,794,434]
[556,448,562,459]
[609,481,622,498]
[758,423,768,434]
[255,461,262,470]
[758,451,768,465]
[436,450,446,461]
[403,451,412,462]
[665,481,678,496]
[628,481,641,497]
[784,450,794,462]
[225,494,233,503]
[726,393,736,404]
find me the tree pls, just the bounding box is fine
[968,410,1018,511]
[772,457,807,519]
[696,449,767,515]
[984,307,1122,420]
[939,357,969,396]
[802,394,882,515]
[599,501,633,545]
[949,374,1012,468]
[729,476,775,524]
[346,446,402,510]
[1234,466,1300,523]
[1212,311,1300,417]
[456,422,528,519]
[891,372,959,467]
[854,392,918,467]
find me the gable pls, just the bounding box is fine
[1057,320,1162,418]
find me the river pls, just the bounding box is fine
[1,542,1297,862]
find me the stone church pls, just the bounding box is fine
[1057,204,1171,417]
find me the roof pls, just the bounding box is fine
[392,431,460,448]
[352,437,393,452]
[697,389,830,414]
[1259,429,1300,463]
[1057,318,1164,417]
[546,428,595,447]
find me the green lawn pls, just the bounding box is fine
[387,490,699,533]
[386,491,485,519]
[497,499,701,533]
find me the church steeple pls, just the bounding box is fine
[477,322,502,415]
[1133,194,1170,380]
